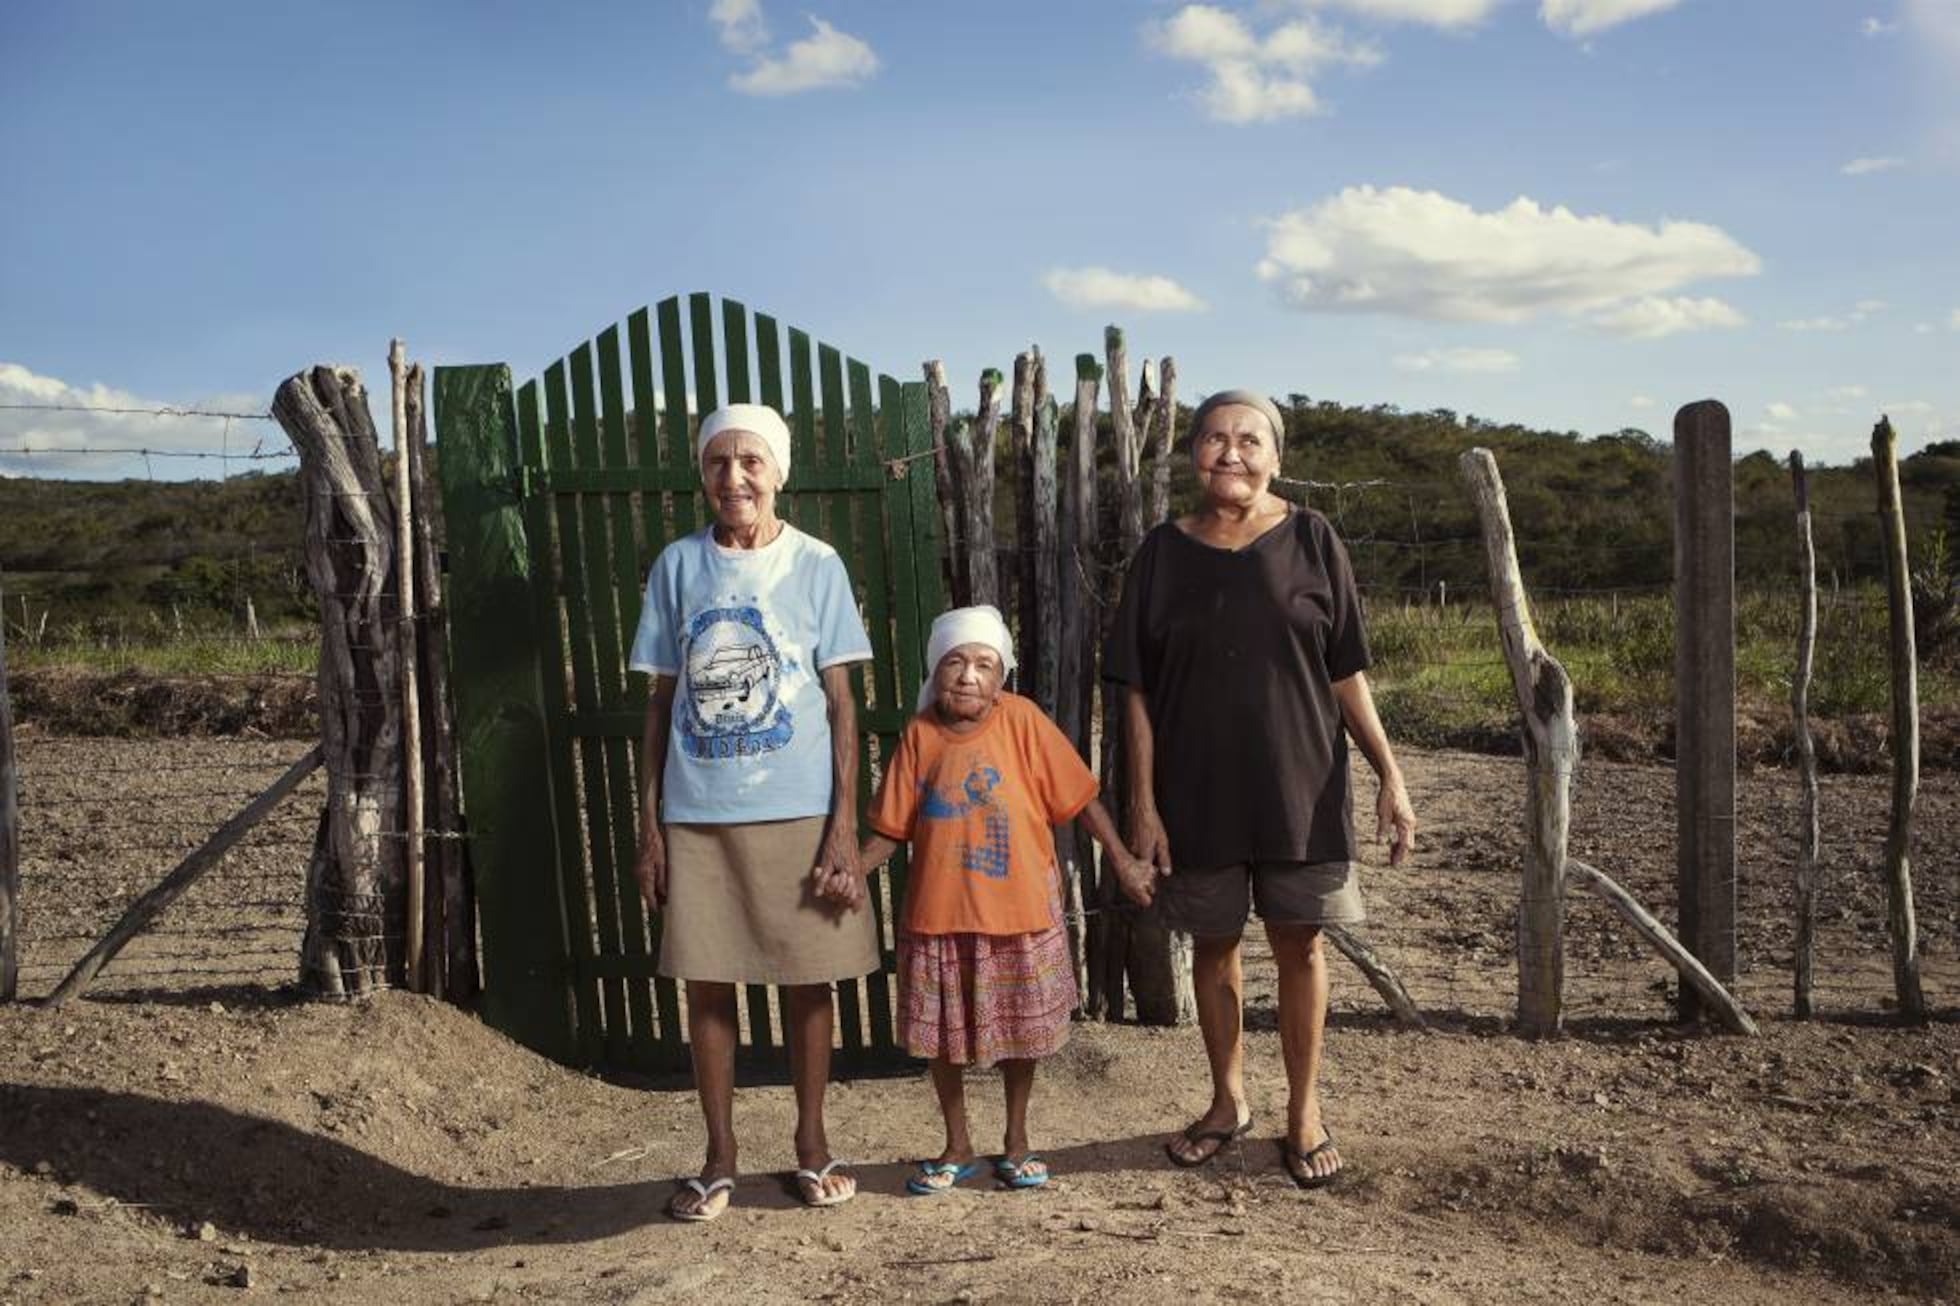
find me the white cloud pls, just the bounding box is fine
[1883,399,1937,416]
[1392,347,1520,373]
[1298,0,1501,28]
[1148,5,1381,123]
[1629,394,1656,410]
[1043,267,1207,312]
[1950,308,1960,329]
[1590,295,1745,338]
[1540,0,1683,38]
[1256,186,1759,338]
[726,14,878,96]
[1778,300,1885,332]
[709,0,769,55]
[1825,384,1869,401]
[0,362,282,480]
[1842,155,1906,175]
[1764,400,1799,422]
[1863,16,1899,35]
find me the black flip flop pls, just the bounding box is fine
[1283,1128,1341,1190]
[1164,1113,1254,1168]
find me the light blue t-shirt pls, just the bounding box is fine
[627,523,873,824]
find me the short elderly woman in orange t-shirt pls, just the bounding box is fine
[851,606,1152,1194]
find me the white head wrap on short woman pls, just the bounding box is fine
[917,605,1017,712]
[697,402,792,482]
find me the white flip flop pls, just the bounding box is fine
[668,1175,735,1222]
[792,1158,857,1208]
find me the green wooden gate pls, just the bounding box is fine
[434,293,944,1073]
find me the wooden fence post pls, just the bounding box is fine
[1872,416,1927,1023]
[1673,400,1737,1021]
[1059,355,1102,1011]
[1790,451,1820,1019]
[0,568,16,1003]
[274,365,406,997]
[405,363,478,1003]
[1011,349,1039,662]
[1148,357,1177,529]
[390,341,427,995]
[924,361,964,605]
[966,369,1003,608]
[1462,447,1571,1036]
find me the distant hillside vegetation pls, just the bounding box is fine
[1,402,1954,634]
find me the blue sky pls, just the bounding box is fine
[3,0,1956,479]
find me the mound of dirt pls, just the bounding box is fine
[8,669,317,738]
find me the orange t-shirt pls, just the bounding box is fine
[867,693,1098,936]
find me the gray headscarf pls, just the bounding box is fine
[1186,389,1286,458]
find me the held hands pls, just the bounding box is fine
[1377,772,1417,867]
[811,822,867,912]
[1112,853,1160,908]
[1121,804,1173,907]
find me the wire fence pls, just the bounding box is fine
[9,736,323,998]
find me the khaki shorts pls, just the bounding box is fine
[1154,860,1365,938]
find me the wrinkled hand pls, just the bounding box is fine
[633,828,669,909]
[1377,773,1417,868]
[812,824,865,911]
[1129,805,1173,876]
[1113,855,1160,908]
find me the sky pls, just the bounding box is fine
[3,0,1957,480]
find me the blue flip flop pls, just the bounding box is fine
[905,1158,985,1196]
[993,1154,1050,1190]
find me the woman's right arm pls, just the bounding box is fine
[632,674,678,908]
[1123,687,1172,872]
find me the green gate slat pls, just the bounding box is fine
[753,312,797,534]
[545,357,632,1065]
[722,298,753,404]
[787,329,819,517]
[596,325,661,1050]
[655,297,699,539]
[815,341,865,1055]
[515,377,602,1064]
[847,357,897,1050]
[903,380,948,619]
[626,306,685,1054]
[430,365,577,1065]
[877,375,924,998]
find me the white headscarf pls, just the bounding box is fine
[697,402,792,483]
[917,605,1017,712]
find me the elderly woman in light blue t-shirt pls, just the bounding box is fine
[628,402,877,1222]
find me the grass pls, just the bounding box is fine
[9,627,316,677]
[1363,586,1958,745]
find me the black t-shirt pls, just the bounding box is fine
[1104,506,1371,869]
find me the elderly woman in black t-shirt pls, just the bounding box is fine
[1105,389,1416,1190]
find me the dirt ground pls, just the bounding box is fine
[2,739,1956,1305]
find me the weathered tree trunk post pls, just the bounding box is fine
[0,569,17,1003]
[1872,416,1927,1024]
[1673,400,1737,1021]
[390,341,427,995]
[955,370,1003,609]
[924,361,964,605]
[273,365,407,997]
[1790,451,1821,1019]
[1059,355,1102,1011]
[1462,448,1572,1037]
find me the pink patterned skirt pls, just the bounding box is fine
[896,877,1078,1066]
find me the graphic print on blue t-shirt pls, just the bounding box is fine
[917,760,1010,880]
[680,602,795,760]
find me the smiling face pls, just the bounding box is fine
[930,641,1004,724]
[700,430,782,532]
[1191,403,1280,508]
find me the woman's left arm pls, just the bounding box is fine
[812,663,864,907]
[1331,671,1416,867]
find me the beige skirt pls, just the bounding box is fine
[657,817,881,985]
